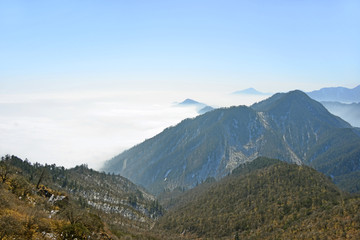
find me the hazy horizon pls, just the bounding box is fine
[1,1,359,169]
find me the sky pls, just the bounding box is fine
[0,0,359,169]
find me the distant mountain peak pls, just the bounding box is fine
[252,90,351,128]
[233,88,269,95]
[179,99,200,105]
[198,106,214,114]
[288,89,307,95]
[177,98,215,114]
[282,90,316,103]
[252,90,320,108]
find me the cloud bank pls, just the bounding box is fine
[0,90,267,169]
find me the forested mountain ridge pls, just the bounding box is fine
[0,155,164,239]
[103,90,360,194]
[1,155,111,239]
[156,157,360,239]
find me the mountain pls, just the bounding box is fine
[198,105,215,114]
[0,155,112,239]
[155,157,360,239]
[177,98,214,114]
[1,155,164,239]
[233,88,270,95]
[178,98,201,105]
[103,90,360,194]
[307,86,360,126]
[321,101,360,127]
[307,85,360,103]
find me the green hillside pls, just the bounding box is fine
[156,157,360,239]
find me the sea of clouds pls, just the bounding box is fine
[0,90,267,169]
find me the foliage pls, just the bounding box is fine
[0,155,164,239]
[334,171,360,193]
[156,158,360,239]
[231,157,281,175]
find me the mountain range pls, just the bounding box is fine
[307,85,360,103]
[103,90,360,194]
[3,87,360,239]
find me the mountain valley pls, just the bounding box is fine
[320,101,360,127]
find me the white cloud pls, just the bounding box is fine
[0,90,265,170]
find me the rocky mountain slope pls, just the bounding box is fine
[1,155,163,239]
[1,155,112,239]
[103,90,360,194]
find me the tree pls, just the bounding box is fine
[128,194,137,207]
[0,214,23,239]
[36,168,46,189]
[0,161,10,183]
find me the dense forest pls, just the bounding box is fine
[156,157,360,239]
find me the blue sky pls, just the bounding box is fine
[0,1,359,168]
[1,0,359,93]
